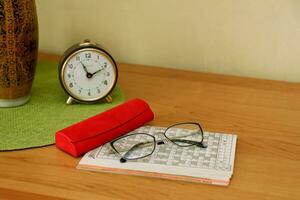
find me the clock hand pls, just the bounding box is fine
[80,61,93,78]
[91,67,105,76]
[80,61,89,73]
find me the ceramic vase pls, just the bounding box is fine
[0,0,38,107]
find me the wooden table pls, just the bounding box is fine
[0,53,299,200]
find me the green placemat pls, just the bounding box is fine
[0,60,124,151]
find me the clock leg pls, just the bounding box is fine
[66,96,74,105]
[105,95,113,103]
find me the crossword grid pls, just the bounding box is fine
[89,126,234,172]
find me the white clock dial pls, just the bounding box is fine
[61,48,117,102]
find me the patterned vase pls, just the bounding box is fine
[0,0,38,107]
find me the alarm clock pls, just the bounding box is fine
[58,39,118,104]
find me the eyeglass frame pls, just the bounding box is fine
[109,122,207,163]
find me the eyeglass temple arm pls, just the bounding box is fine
[116,135,203,155]
[120,141,150,162]
[170,139,207,148]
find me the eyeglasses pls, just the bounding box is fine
[110,122,208,163]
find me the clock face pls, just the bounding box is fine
[60,48,117,102]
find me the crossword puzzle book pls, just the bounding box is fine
[77,126,237,186]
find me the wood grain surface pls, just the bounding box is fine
[0,53,299,200]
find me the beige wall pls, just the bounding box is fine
[36,0,300,82]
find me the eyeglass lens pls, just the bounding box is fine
[164,123,203,147]
[112,134,155,160]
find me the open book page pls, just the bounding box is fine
[78,126,237,186]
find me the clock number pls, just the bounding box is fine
[97,89,101,94]
[104,62,107,68]
[69,83,73,88]
[103,80,108,85]
[78,89,82,94]
[85,53,91,59]
[68,64,73,69]
[88,91,91,96]
[106,72,110,76]
[67,73,71,78]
